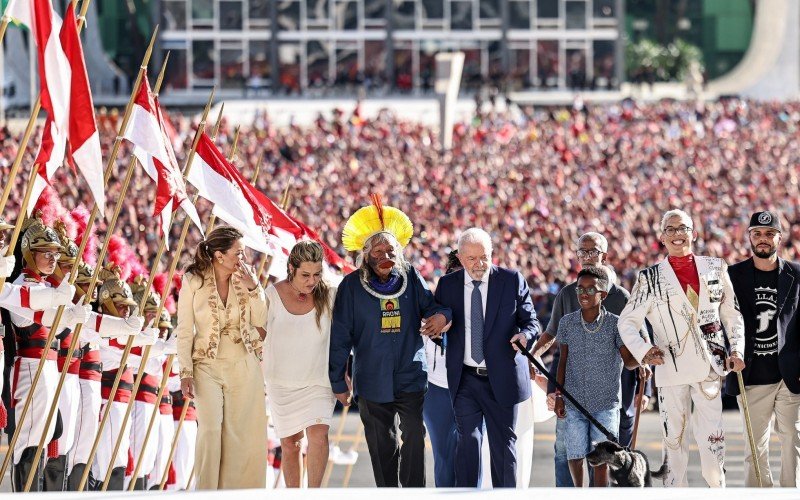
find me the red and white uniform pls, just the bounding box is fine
[67,312,132,473]
[91,337,142,482]
[148,357,176,489]
[6,270,61,465]
[128,341,169,485]
[167,360,196,491]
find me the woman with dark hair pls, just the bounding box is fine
[262,240,336,488]
[176,226,267,489]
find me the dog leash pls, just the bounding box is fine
[514,340,619,445]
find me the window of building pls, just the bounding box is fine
[249,40,272,80]
[394,1,416,30]
[509,1,531,29]
[192,39,216,82]
[220,1,243,31]
[220,46,245,88]
[592,40,616,88]
[161,46,188,89]
[307,40,331,86]
[536,40,559,87]
[450,1,473,30]
[537,0,558,19]
[566,1,586,30]
[278,42,302,93]
[277,0,301,30]
[191,0,214,29]
[306,0,331,26]
[334,0,359,30]
[163,0,187,31]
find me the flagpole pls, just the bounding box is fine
[205,124,241,233]
[96,87,216,491]
[19,25,163,493]
[22,52,171,493]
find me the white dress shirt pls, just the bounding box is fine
[463,270,489,368]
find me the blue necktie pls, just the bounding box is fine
[471,280,484,364]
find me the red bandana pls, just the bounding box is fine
[668,254,700,297]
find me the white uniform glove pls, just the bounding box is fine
[163,335,178,355]
[63,303,92,328]
[51,273,76,307]
[0,255,15,278]
[131,327,159,347]
[120,315,146,337]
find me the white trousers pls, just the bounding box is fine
[67,379,101,469]
[91,400,131,481]
[169,420,197,490]
[739,381,800,487]
[54,373,81,456]
[12,358,58,464]
[147,412,176,489]
[130,401,158,480]
[658,370,725,487]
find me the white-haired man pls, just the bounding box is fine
[432,227,540,488]
[618,209,746,487]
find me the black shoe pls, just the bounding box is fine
[12,447,42,492]
[132,476,146,490]
[43,454,67,491]
[67,462,87,491]
[106,466,126,491]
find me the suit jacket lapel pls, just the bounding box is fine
[777,258,794,315]
[454,270,466,336]
[696,257,710,309]
[483,266,503,339]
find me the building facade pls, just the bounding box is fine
[158,0,624,96]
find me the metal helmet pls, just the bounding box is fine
[20,211,62,272]
[97,265,137,317]
[129,275,161,315]
[74,262,97,301]
[157,309,172,330]
[53,220,79,281]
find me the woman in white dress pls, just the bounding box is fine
[263,241,336,488]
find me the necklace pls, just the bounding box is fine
[289,280,309,302]
[580,308,605,334]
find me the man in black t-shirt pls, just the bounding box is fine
[727,211,800,487]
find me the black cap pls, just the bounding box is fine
[748,211,782,233]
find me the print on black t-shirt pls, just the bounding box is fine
[749,269,781,385]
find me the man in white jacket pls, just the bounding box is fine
[618,209,746,487]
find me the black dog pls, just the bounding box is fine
[586,441,668,487]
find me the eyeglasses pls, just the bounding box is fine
[663,226,692,237]
[576,249,604,258]
[35,250,62,260]
[576,286,602,295]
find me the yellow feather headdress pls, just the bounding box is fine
[341,195,413,252]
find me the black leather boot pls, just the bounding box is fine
[67,462,88,491]
[106,466,126,490]
[12,447,42,492]
[43,454,67,491]
[132,476,146,490]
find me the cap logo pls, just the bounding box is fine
[758,212,773,225]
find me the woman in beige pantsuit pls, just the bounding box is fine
[176,226,268,490]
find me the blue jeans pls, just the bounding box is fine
[554,417,574,487]
[422,383,457,487]
[565,408,619,460]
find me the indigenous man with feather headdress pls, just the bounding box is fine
[329,196,451,487]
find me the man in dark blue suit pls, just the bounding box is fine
[432,228,539,488]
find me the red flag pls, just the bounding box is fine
[124,76,202,245]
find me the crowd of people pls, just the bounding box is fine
[5,97,800,303]
[1,96,800,490]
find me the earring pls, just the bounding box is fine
[218,258,224,264]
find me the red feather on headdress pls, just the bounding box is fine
[69,207,98,265]
[35,187,78,239]
[370,194,385,230]
[152,272,176,314]
[108,236,148,282]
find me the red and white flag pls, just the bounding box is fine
[123,76,202,246]
[6,1,105,215]
[187,132,272,253]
